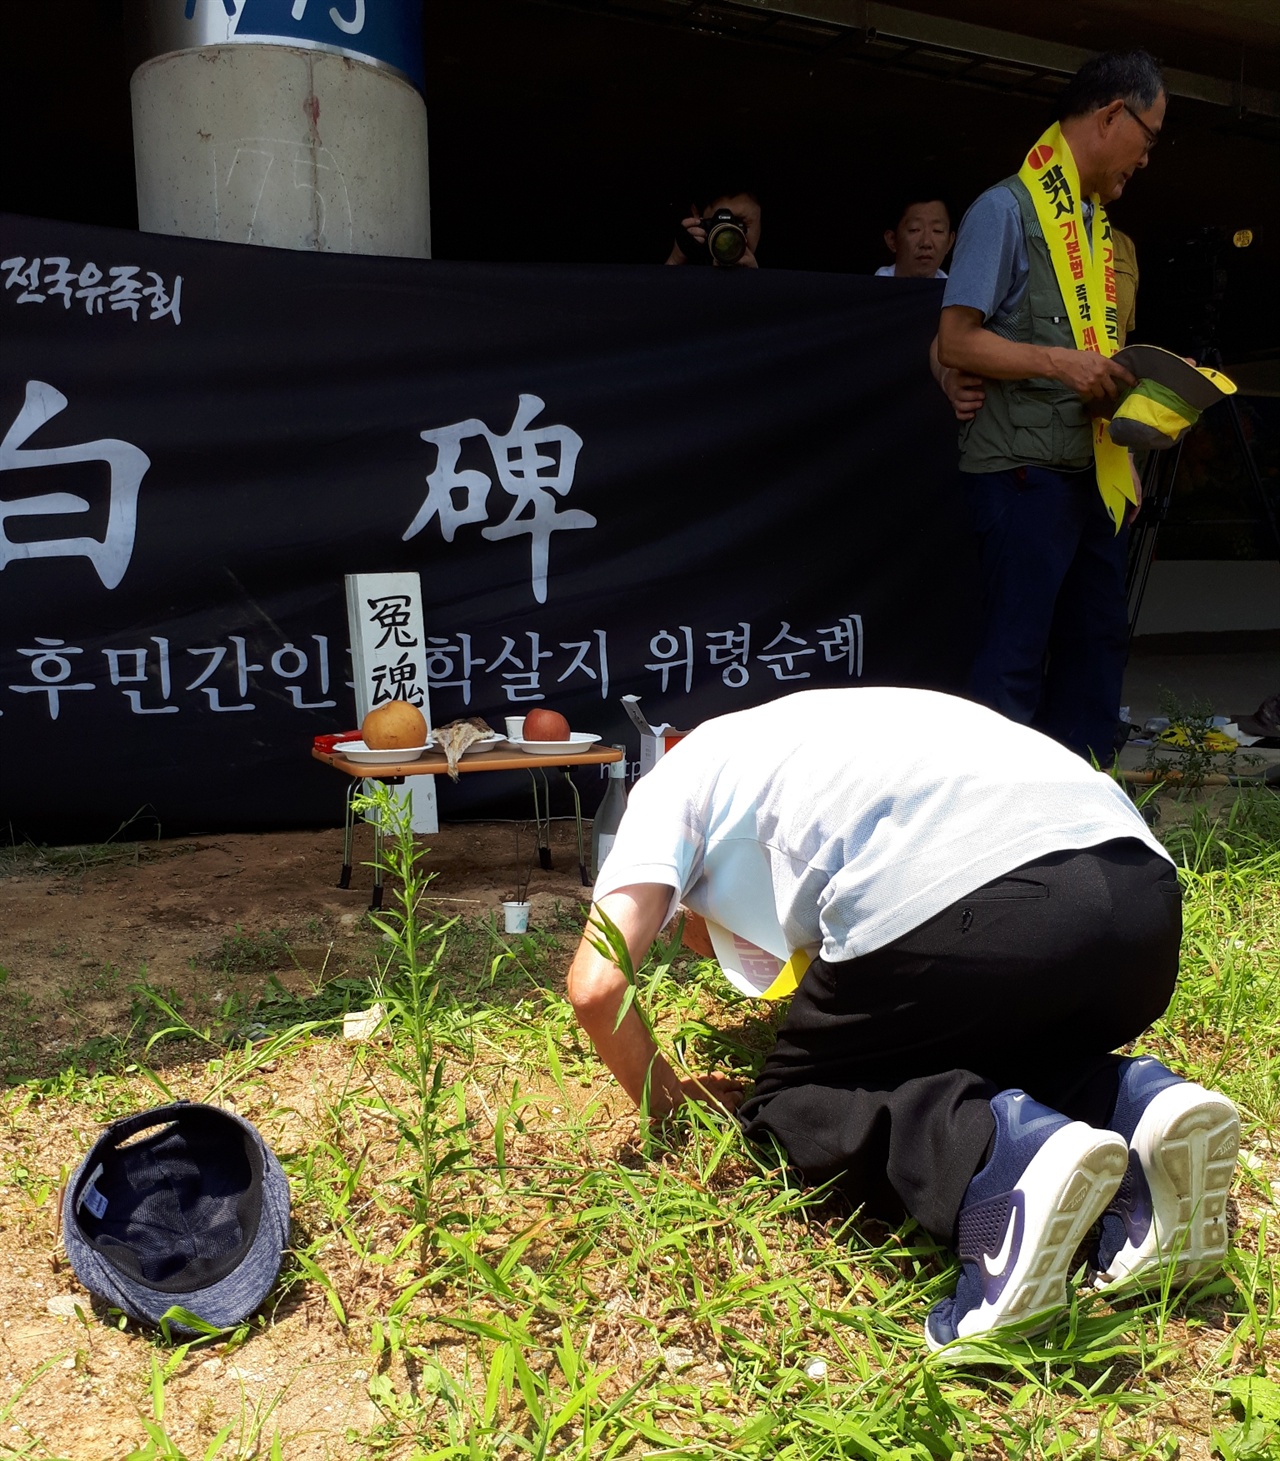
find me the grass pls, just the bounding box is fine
[1,785,1279,1459]
[206,927,297,977]
[0,808,178,879]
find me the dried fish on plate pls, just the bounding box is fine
[435,717,496,780]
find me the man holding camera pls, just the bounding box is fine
[664,189,761,268]
[936,50,1165,764]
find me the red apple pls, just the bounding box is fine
[523,707,571,741]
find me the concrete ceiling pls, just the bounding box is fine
[891,0,1280,84]
[533,0,1280,115]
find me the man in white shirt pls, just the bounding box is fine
[875,194,954,279]
[567,688,1239,1352]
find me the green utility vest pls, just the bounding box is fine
[957,175,1094,475]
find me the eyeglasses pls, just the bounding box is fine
[1123,102,1160,153]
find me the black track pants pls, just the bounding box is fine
[737,838,1181,1242]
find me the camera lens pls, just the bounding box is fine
[707,221,747,266]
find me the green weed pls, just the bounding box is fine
[206,926,293,976]
[354,781,473,1246]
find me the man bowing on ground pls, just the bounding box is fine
[567,689,1239,1353]
[937,50,1165,765]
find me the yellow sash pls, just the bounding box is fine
[1018,124,1135,532]
[761,948,811,1001]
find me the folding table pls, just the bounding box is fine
[312,742,625,907]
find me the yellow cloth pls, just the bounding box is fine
[1120,391,1193,437]
[760,949,811,1000]
[1018,124,1135,531]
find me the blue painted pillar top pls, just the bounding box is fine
[141,0,425,93]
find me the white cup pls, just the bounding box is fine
[503,900,531,934]
[504,715,526,741]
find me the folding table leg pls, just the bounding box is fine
[528,768,554,869]
[365,774,407,911]
[561,768,589,886]
[338,777,359,889]
[370,794,384,911]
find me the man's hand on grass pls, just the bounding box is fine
[677,1073,745,1114]
[570,888,747,1122]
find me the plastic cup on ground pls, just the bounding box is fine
[503,901,531,934]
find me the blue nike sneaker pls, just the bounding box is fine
[926,1090,1128,1353]
[1092,1056,1240,1291]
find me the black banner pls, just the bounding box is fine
[0,214,978,841]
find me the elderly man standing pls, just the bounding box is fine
[567,689,1239,1352]
[937,51,1166,764]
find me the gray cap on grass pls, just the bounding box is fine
[62,1101,290,1332]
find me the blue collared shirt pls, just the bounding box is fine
[943,184,1093,327]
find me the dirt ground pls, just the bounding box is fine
[0,819,593,1068]
[0,819,602,1458]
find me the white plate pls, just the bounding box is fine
[460,732,505,756]
[506,732,602,756]
[335,738,433,765]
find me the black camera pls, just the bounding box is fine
[676,208,749,267]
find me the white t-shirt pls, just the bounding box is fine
[595,688,1168,975]
[875,264,948,278]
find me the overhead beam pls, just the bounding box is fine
[736,0,1280,118]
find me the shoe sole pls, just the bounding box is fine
[929,1123,1128,1354]
[1093,1083,1240,1292]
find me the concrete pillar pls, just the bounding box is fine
[129,5,429,258]
[127,4,436,831]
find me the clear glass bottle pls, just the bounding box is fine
[591,752,628,882]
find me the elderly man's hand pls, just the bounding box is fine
[1048,348,1136,402]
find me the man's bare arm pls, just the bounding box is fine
[937,305,1135,401]
[567,885,742,1118]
